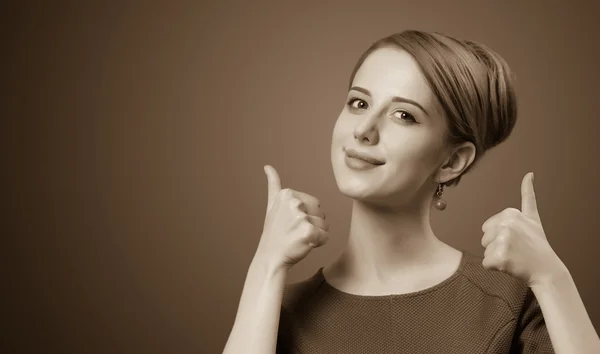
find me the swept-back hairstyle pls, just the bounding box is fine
[348,30,517,187]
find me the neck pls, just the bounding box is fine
[331,198,452,284]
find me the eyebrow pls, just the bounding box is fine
[350,86,429,116]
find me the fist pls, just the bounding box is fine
[254,165,330,270]
[481,172,564,287]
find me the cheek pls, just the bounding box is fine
[384,134,442,177]
[332,113,350,138]
[330,117,344,162]
[330,115,352,155]
[388,132,430,159]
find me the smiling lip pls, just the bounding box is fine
[344,148,385,165]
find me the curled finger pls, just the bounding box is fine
[308,228,329,248]
[290,197,307,213]
[306,215,330,232]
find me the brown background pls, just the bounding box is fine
[3,1,600,353]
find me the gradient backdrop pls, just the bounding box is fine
[4,1,600,353]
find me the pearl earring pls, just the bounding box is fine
[434,183,447,210]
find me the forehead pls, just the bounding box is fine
[352,47,436,109]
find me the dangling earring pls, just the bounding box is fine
[434,183,447,210]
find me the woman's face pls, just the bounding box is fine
[331,46,450,208]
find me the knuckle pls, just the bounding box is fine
[481,236,488,247]
[482,222,492,233]
[317,234,329,246]
[498,219,513,229]
[290,198,301,207]
[496,234,506,244]
[505,207,520,217]
[303,222,315,234]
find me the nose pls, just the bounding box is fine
[353,110,381,146]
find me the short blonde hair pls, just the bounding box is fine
[348,30,518,187]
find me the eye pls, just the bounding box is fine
[393,110,417,123]
[347,98,368,110]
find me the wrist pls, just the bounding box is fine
[531,261,571,295]
[250,252,291,278]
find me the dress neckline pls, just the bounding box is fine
[315,250,469,300]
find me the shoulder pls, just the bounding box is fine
[281,268,326,312]
[458,251,532,317]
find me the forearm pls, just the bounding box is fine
[223,257,289,354]
[532,266,600,354]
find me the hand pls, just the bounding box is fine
[481,172,566,288]
[254,165,330,270]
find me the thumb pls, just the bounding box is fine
[521,172,540,223]
[264,165,282,211]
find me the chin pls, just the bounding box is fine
[332,164,412,210]
[337,184,369,201]
[333,168,388,203]
[342,182,392,200]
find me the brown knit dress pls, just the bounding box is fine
[276,251,554,353]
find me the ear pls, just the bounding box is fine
[437,141,476,184]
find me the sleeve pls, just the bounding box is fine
[276,305,295,354]
[513,287,555,353]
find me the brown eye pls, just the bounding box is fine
[393,110,417,123]
[348,98,368,110]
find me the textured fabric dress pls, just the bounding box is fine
[276,251,554,353]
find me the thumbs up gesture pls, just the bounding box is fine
[481,173,566,287]
[254,165,330,270]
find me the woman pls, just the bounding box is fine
[223,30,600,353]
